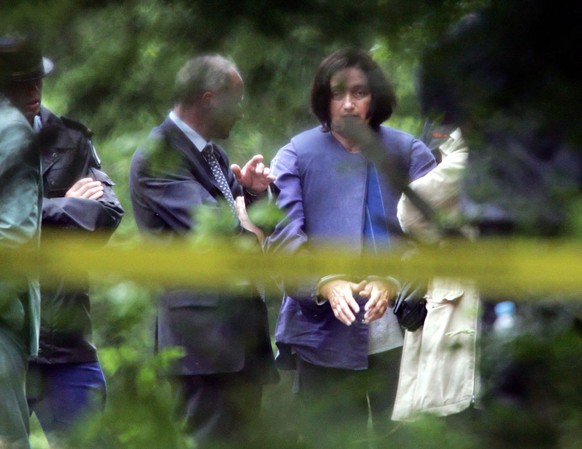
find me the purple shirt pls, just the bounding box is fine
[266,126,436,370]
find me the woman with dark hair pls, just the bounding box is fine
[265,48,435,447]
[310,48,396,132]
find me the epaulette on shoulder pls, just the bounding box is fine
[60,116,94,139]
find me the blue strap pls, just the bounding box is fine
[363,162,390,252]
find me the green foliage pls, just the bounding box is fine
[90,280,155,346]
[247,198,286,233]
[57,346,196,449]
[73,279,194,449]
[565,197,582,238]
[5,1,582,449]
[3,0,482,238]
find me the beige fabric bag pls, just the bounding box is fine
[392,278,480,420]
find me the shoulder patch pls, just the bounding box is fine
[60,115,94,138]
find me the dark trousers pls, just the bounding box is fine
[27,361,106,442]
[174,371,263,448]
[294,348,402,449]
[0,325,30,449]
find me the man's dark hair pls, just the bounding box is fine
[310,48,396,132]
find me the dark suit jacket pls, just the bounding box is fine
[129,117,277,382]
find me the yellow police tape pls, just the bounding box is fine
[2,235,581,298]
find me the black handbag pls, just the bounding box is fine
[393,281,428,332]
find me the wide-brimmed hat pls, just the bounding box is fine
[0,36,54,84]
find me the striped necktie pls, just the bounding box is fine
[202,143,236,215]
